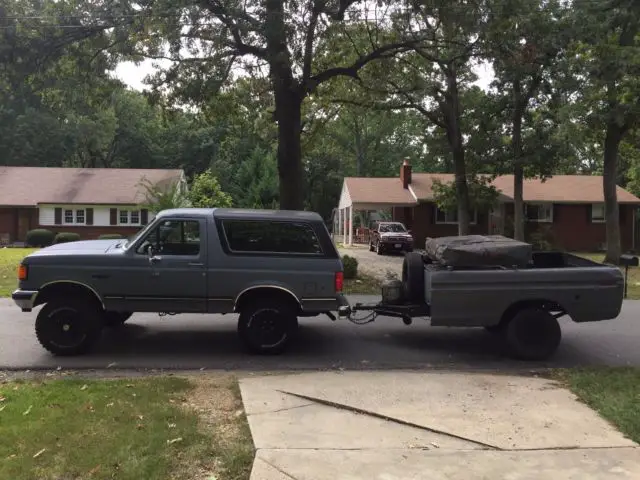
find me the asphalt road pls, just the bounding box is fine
[1,296,639,371]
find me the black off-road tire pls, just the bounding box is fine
[503,308,561,361]
[376,241,384,255]
[238,299,299,355]
[35,300,104,356]
[402,252,425,303]
[104,311,133,327]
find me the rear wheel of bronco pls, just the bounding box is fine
[104,311,133,327]
[402,252,425,303]
[238,300,299,355]
[503,308,561,361]
[35,300,104,356]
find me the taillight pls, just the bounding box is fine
[17,264,27,281]
[335,271,344,292]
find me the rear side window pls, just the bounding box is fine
[222,220,323,255]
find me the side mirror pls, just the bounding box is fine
[407,230,412,235]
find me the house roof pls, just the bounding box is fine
[343,177,418,206]
[344,173,640,206]
[0,167,183,206]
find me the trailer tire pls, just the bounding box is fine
[402,252,425,303]
[503,308,561,361]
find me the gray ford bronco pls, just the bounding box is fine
[13,208,347,356]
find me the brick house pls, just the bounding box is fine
[0,167,185,244]
[337,161,640,252]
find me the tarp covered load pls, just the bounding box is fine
[424,235,532,268]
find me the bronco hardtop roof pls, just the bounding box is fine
[157,208,323,223]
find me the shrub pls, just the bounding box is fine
[342,255,358,279]
[98,233,124,240]
[25,229,55,247]
[54,232,81,244]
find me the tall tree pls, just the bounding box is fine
[330,0,487,234]
[484,0,571,241]
[570,0,640,263]
[125,0,430,209]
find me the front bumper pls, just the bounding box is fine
[12,289,38,312]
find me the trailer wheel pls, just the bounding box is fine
[35,300,104,356]
[503,308,561,361]
[238,299,298,355]
[402,252,425,303]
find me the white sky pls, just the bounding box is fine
[114,59,496,92]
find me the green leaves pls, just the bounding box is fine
[188,170,233,209]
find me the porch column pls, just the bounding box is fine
[348,206,354,245]
[343,207,348,244]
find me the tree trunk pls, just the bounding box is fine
[603,122,622,264]
[453,146,471,235]
[273,88,304,210]
[444,68,470,235]
[512,82,525,242]
[265,0,305,210]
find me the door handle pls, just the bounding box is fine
[149,255,162,264]
[188,262,204,267]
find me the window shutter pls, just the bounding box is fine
[54,208,62,225]
[619,206,625,225]
[430,204,436,224]
[141,209,149,225]
[552,204,558,223]
[110,208,118,226]
[86,208,94,226]
[586,204,592,224]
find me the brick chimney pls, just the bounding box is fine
[400,158,412,189]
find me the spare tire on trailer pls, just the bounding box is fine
[402,252,425,303]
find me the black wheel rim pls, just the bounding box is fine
[247,309,288,348]
[46,307,88,349]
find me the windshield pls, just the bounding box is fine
[123,217,159,250]
[379,223,407,233]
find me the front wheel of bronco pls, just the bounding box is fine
[35,300,104,356]
[238,300,298,355]
[104,311,133,327]
[503,308,561,361]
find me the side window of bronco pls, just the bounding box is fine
[222,220,323,255]
[136,220,201,256]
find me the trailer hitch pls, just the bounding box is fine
[339,303,420,326]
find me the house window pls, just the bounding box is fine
[64,209,74,224]
[119,209,141,226]
[434,207,477,225]
[526,203,553,223]
[75,209,85,224]
[591,203,605,223]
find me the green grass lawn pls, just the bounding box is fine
[0,248,36,297]
[0,375,254,480]
[556,367,640,444]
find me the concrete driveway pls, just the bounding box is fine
[242,371,640,479]
[2,296,640,371]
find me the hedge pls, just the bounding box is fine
[342,255,358,280]
[25,229,55,247]
[98,233,125,240]
[54,232,81,244]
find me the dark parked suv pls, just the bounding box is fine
[369,221,414,255]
